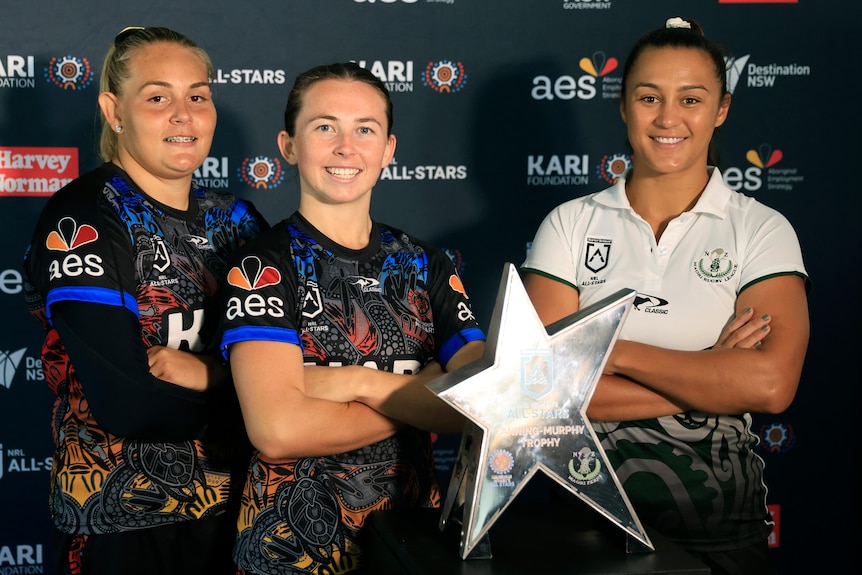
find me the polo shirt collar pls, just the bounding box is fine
[594,167,732,218]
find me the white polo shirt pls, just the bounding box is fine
[522,167,808,351]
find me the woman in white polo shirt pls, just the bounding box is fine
[521,17,809,575]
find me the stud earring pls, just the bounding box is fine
[115,125,122,133]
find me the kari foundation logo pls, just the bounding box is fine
[44,55,95,90]
[0,147,78,196]
[356,60,414,93]
[0,54,36,88]
[238,156,284,189]
[758,422,796,453]
[422,60,467,93]
[527,153,590,186]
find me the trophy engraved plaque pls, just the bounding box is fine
[427,264,653,559]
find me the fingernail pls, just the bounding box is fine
[744,307,752,314]
[761,325,770,331]
[754,341,762,349]
[761,314,770,321]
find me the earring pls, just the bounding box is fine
[115,125,122,133]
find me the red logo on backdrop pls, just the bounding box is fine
[0,147,78,196]
[767,504,781,548]
[719,1,797,3]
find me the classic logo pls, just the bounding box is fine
[595,153,631,185]
[422,60,467,93]
[633,293,669,315]
[0,348,26,389]
[237,156,284,189]
[584,239,610,273]
[44,55,94,90]
[521,350,553,400]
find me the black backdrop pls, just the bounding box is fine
[2,1,859,572]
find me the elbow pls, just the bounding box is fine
[247,426,299,460]
[752,373,800,415]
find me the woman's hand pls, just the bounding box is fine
[147,345,214,391]
[713,307,771,350]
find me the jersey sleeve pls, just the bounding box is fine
[24,182,213,441]
[220,237,302,360]
[738,204,809,293]
[425,246,486,368]
[520,202,581,290]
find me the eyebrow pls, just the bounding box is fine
[309,114,383,126]
[634,82,710,92]
[138,80,211,91]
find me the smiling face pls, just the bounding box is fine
[99,41,216,185]
[278,78,396,210]
[620,46,730,179]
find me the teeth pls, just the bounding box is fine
[653,137,684,144]
[327,167,360,178]
[166,136,196,143]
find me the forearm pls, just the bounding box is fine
[587,373,691,421]
[609,340,797,414]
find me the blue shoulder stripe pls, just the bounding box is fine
[45,286,139,319]
[221,326,303,360]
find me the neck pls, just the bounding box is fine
[625,167,711,240]
[113,157,192,211]
[298,201,373,250]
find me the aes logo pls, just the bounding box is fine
[225,256,285,320]
[46,217,104,280]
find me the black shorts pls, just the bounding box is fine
[52,515,237,575]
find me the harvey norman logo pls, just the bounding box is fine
[0,147,78,196]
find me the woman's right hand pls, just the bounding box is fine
[713,308,771,350]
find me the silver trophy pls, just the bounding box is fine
[427,263,653,559]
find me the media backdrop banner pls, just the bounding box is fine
[1,1,858,573]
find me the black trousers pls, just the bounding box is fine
[52,515,237,575]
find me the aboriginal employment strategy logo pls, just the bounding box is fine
[721,143,803,193]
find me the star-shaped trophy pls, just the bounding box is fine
[427,263,653,559]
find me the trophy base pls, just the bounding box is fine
[362,491,709,574]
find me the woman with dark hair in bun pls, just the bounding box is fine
[522,17,809,575]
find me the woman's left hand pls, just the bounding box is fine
[147,345,213,391]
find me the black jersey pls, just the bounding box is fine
[220,212,485,574]
[23,163,267,535]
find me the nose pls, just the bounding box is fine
[654,101,679,128]
[333,132,356,157]
[171,99,191,124]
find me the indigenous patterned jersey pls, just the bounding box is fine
[23,163,266,535]
[221,212,485,574]
[522,168,808,552]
